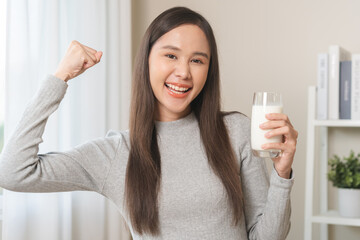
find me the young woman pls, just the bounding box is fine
[0,7,298,239]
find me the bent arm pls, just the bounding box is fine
[0,75,120,193]
[226,113,293,240]
[241,153,293,240]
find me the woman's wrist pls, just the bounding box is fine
[54,71,69,82]
[275,167,292,179]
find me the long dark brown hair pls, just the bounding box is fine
[126,6,243,236]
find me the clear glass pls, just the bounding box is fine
[251,92,283,158]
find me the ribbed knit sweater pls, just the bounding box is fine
[0,75,294,239]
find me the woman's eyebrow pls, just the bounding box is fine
[193,51,209,59]
[161,45,180,51]
[161,45,209,59]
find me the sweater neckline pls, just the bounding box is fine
[155,112,196,128]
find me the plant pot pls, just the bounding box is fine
[338,188,360,218]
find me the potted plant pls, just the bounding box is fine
[328,150,360,218]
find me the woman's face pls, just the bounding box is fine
[149,24,210,122]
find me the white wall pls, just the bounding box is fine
[132,1,360,239]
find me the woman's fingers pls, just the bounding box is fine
[83,51,102,69]
[265,113,289,121]
[265,113,294,127]
[95,51,103,62]
[261,113,298,179]
[259,113,298,152]
[261,142,294,151]
[80,47,97,65]
[82,55,96,69]
[262,136,297,149]
[82,46,102,69]
[264,125,298,139]
[260,113,297,140]
[260,120,287,129]
[82,44,97,54]
[84,51,97,64]
[81,44,102,63]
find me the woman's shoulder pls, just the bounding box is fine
[222,111,251,142]
[222,111,250,128]
[104,129,130,148]
[105,129,129,138]
[221,112,251,159]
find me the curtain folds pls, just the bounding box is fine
[3,0,132,239]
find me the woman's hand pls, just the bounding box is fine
[259,113,298,179]
[54,40,103,82]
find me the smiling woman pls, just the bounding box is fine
[0,6,297,240]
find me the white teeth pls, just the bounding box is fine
[165,83,190,92]
[169,88,182,94]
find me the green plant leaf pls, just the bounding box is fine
[328,150,360,189]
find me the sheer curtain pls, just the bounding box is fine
[2,0,132,239]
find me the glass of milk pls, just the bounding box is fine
[251,92,283,158]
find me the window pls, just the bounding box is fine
[0,0,7,199]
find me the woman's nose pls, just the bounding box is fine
[174,61,191,79]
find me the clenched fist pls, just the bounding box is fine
[54,40,103,82]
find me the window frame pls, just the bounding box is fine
[0,0,7,224]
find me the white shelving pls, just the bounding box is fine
[304,86,360,240]
[312,211,360,226]
[314,120,360,127]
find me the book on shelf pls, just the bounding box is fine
[317,53,328,120]
[328,45,351,120]
[340,61,351,119]
[352,54,360,120]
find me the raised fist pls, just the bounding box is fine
[54,40,103,82]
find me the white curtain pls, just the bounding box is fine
[3,0,132,239]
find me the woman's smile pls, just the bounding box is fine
[164,82,192,98]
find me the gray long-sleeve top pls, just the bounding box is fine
[0,75,294,239]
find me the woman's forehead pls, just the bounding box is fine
[153,24,210,55]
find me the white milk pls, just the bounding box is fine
[251,105,283,150]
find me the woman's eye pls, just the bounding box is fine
[165,54,177,60]
[191,59,203,64]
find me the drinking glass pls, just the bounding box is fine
[251,92,283,158]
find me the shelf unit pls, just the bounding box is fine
[304,86,360,240]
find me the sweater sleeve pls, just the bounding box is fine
[225,112,293,240]
[0,75,121,194]
[239,116,293,240]
[242,159,293,240]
